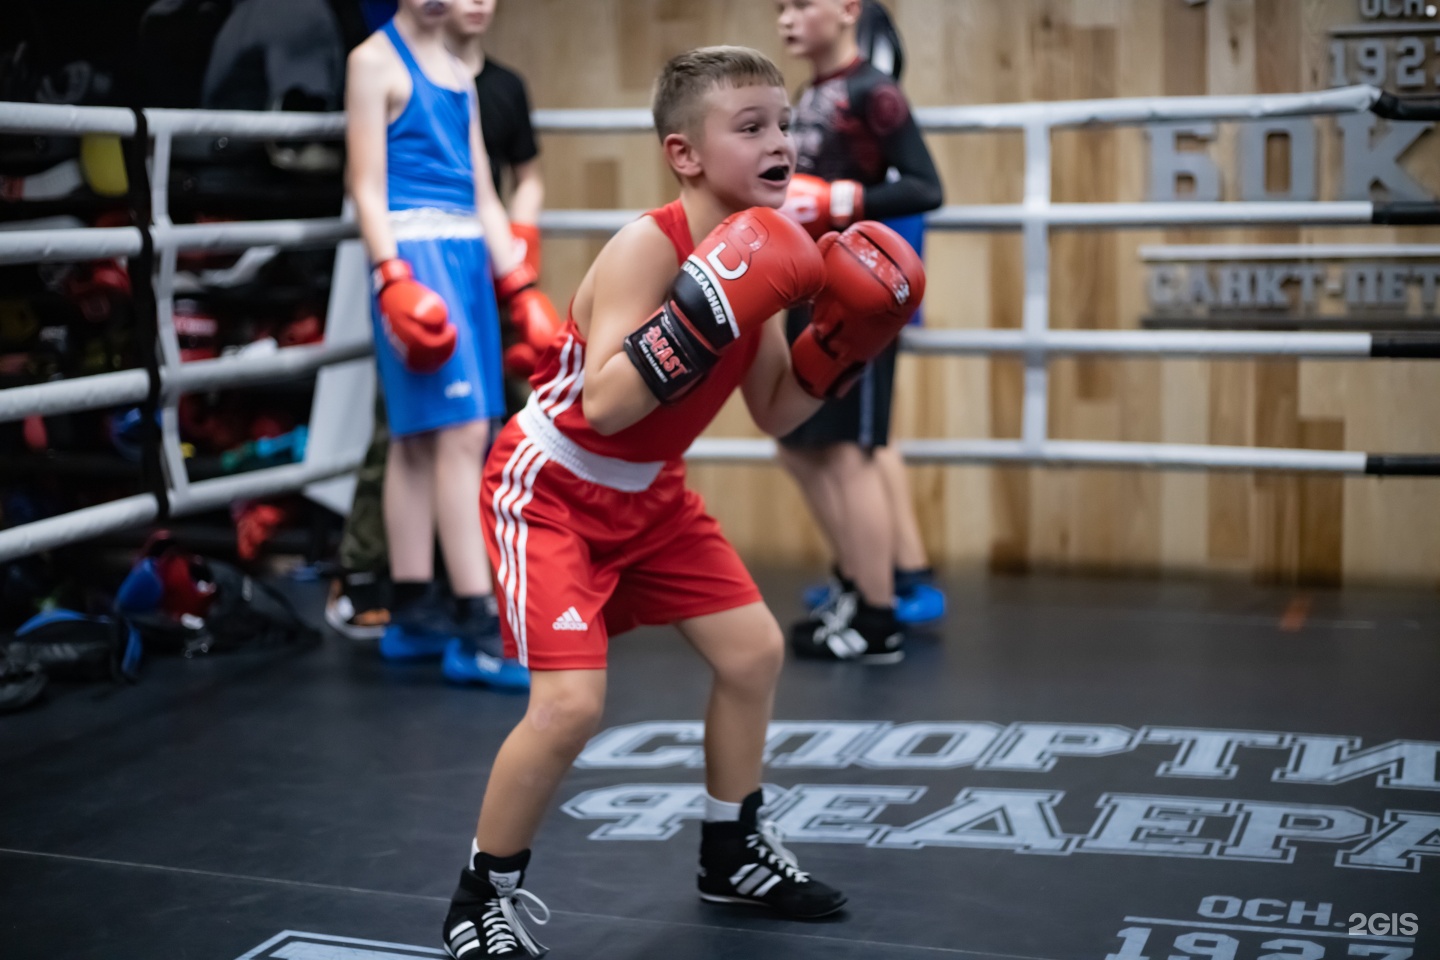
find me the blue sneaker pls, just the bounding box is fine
[896,582,946,626]
[379,624,453,660]
[378,594,457,661]
[801,581,832,611]
[441,599,529,691]
[442,638,531,691]
[801,568,852,615]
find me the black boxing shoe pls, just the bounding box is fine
[442,850,550,958]
[789,591,904,664]
[698,791,847,919]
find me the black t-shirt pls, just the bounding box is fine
[475,57,539,196]
[792,58,941,220]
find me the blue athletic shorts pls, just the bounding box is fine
[370,210,506,437]
[884,212,926,327]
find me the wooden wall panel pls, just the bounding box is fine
[485,0,1440,588]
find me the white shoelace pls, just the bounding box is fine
[480,890,550,957]
[750,820,811,883]
[813,592,867,659]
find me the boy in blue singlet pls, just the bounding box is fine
[345,0,542,688]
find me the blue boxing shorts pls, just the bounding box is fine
[370,208,506,437]
[883,212,926,326]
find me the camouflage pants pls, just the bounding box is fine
[337,392,389,574]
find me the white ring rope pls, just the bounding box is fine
[684,437,1369,473]
[901,329,1377,358]
[530,85,1383,134]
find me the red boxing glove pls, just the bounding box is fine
[624,206,825,404]
[503,286,562,378]
[233,501,289,561]
[493,260,562,378]
[510,222,543,279]
[68,259,131,322]
[780,173,864,241]
[790,221,926,400]
[373,259,456,374]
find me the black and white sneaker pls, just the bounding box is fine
[789,591,904,664]
[443,852,550,958]
[698,791,847,919]
[324,571,389,641]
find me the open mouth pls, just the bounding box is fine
[759,165,790,183]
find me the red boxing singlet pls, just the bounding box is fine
[523,199,763,464]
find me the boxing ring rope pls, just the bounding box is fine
[0,106,363,562]
[535,84,1440,474]
[1,85,1438,562]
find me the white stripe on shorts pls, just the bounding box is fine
[493,436,549,666]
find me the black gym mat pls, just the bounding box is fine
[1,572,1436,960]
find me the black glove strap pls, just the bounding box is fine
[622,303,718,404]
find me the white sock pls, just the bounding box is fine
[705,793,742,822]
[469,838,481,871]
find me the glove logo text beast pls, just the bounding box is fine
[641,325,689,379]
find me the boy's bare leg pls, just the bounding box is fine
[831,444,894,605]
[874,445,929,572]
[474,668,607,856]
[384,432,438,581]
[787,443,894,605]
[683,602,848,917]
[680,602,785,801]
[433,418,493,597]
[780,444,894,605]
[777,446,843,561]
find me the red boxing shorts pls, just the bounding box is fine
[481,398,763,671]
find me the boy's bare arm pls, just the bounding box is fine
[508,158,544,225]
[580,221,676,435]
[741,313,823,438]
[469,99,519,276]
[345,43,398,263]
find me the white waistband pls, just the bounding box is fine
[389,207,484,242]
[517,397,664,493]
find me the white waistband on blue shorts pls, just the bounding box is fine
[389,207,485,242]
[517,396,664,493]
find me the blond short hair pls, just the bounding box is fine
[652,46,786,140]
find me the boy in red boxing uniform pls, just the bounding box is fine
[438,47,926,957]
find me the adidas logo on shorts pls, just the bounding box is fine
[552,606,588,631]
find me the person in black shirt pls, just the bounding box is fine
[473,55,540,203]
[452,0,558,410]
[457,2,542,221]
[852,0,948,629]
[776,0,944,664]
